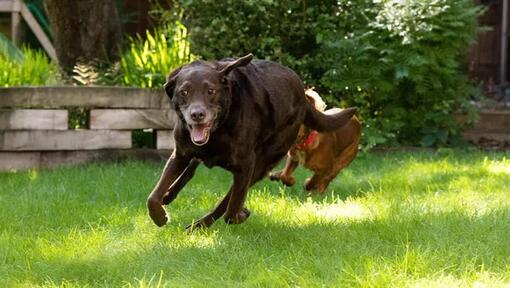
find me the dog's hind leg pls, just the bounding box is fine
[308,139,360,194]
[187,161,255,231]
[269,152,299,186]
[224,157,256,225]
[161,158,200,205]
[304,173,328,193]
[186,189,253,232]
[186,189,233,232]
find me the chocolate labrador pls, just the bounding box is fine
[147,54,356,231]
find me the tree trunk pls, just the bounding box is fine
[44,0,122,73]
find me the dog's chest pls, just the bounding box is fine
[195,145,237,170]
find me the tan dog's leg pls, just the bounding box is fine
[304,172,328,193]
[269,152,299,186]
[307,137,360,194]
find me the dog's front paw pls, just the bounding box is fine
[268,171,282,181]
[224,207,251,225]
[269,171,296,186]
[147,198,169,227]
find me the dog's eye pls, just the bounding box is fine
[207,89,215,95]
[180,90,188,96]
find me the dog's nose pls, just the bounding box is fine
[190,107,206,122]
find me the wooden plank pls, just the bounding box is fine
[0,1,16,12]
[0,152,40,171]
[478,111,510,132]
[0,130,132,151]
[0,149,172,171]
[10,0,21,45]
[0,86,169,109]
[157,130,175,150]
[463,131,510,143]
[90,109,176,130]
[20,3,57,61]
[0,109,68,130]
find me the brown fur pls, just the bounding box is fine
[269,90,361,193]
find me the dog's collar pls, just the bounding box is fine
[296,131,319,150]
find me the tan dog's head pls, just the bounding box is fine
[295,89,327,144]
[304,88,327,112]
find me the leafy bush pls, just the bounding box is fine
[117,22,193,88]
[0,34,60,86]
[159,0,482,149]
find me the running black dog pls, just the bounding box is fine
[147,54,356,231]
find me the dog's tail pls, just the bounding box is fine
[304,102,357,133]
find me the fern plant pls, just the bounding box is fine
[72,61,100,85]
[118,21,193,88]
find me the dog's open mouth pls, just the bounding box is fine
[190,122,213,146]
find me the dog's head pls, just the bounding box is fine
[296,89,326,142]
[164,54,253,146]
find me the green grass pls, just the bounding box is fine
[1,150,509,287]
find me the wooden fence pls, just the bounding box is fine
[0,86,175,171]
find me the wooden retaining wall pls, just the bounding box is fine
[0,86,175,171]
[462,110,510,148]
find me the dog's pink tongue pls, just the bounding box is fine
[191,125,208,144]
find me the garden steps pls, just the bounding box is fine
[462,110,510,148]
[0,109,68,130]
[90,109,176,130]
[0,149,171,171]
[0,130,132,151]
[0,86,176,171]
[0,86,170,108]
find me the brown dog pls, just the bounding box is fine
[269,89,361,193]
[146,54,357,231]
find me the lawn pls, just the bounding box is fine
[1,150,509,287]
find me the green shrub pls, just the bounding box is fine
[0,34,60,86]
[159,0,482,149]
[117,22,193,88]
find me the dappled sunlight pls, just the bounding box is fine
[296,200,373,224]
[485,157,510,175]
[35,226,125,261]
[249,193,374,226]
[409,273,509,288]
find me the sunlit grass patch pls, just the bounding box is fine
[1,150,509,287]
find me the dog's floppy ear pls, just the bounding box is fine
[164,66,182,98]
[219,54,253,76]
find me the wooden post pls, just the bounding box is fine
[19,2,57,61]
[501,0,509,85]
[10,0,21,46]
